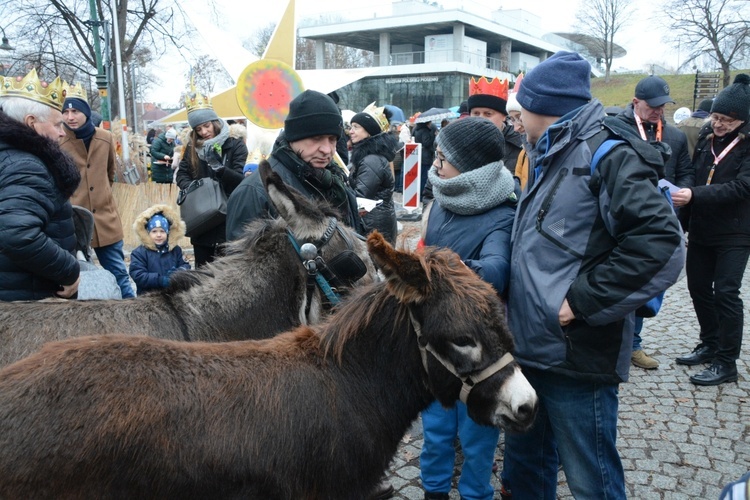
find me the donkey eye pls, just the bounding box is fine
[453,336,476,348]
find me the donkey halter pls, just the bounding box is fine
[286,217,367,315]
[408,310,514,404]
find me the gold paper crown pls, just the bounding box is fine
[469,76,509,100]
[184,81,213,113]
[362,102,390,133]
[0,69,67,111]
[65,82,88,103]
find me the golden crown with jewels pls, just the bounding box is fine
[362,102,390,133]
[184,81,213,113]
[65,82,88,103]
[0,68,67,111]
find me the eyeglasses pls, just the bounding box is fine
[710,114,739,126]
[508,115,523,124]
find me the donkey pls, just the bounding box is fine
[0,164,377,369]
[0,231,537,500]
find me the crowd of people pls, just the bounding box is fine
[0,52,749,499]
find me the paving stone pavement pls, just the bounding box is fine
[388,212,750,499]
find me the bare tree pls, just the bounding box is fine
[7,0,196,122]
[186,55,233,94]
[663,0,750,87]
[244,23,276,58]
[575,0,634,82]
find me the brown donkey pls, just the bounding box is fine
[0,232,537,499]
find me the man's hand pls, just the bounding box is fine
[671,187,692,207]
[56,277,80,299]
[559,298,575,326]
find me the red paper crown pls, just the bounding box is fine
[469,76,509,100]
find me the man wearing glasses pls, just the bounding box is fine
[613,75,694,371]
[672,74,750,386]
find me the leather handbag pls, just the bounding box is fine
[176,177,228,237]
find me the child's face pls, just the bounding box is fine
[149,227,168,245]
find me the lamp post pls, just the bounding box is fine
[0,27,13,52]
[0,27,14,77]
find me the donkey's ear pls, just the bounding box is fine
[367,231,431,303]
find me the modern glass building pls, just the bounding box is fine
[298,0,576,117]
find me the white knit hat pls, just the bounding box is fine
[506,92,522,113]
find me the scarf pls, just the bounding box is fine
[428,161,516,216]
[275,144,350,212]
[196,120,230,162]
[71,120,96,150]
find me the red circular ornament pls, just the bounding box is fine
[235,59,304,129]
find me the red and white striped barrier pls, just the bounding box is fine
[402,143,421,210]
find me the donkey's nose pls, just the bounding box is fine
[515,401,537,424]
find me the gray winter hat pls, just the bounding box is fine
[711,74,750,123]
[188,107,220,128]
[436,117,505,173]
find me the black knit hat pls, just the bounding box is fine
[436,117,505,173]
[351,112,382,137]
[284,90,343,142]
[467,94,507,115]
[711,74,750,123]
[698,98,714,113]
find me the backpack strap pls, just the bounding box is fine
[590,138,626,175]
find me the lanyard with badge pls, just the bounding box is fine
[706,136,741,185]
[634,113,662,142]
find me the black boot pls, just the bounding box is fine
[690,362,738,386]
[676,344,714,366]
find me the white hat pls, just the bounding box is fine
[506,92,522,114]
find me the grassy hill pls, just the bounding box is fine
[590,70,746,123]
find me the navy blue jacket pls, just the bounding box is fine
[129,245,190,293]
[424,201,515,296]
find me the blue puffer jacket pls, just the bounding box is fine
[0,110,81,301]
[129,204,190,293]
[509,100,685,384]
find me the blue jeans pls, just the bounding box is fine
[632,316,644,351]
[420,400,498,500]
[95,240,135,298]
[503,368,625,499]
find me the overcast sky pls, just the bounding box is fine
[149,0,676,105]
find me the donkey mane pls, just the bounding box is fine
[320,245,503,362]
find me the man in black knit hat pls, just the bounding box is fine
[226,90,362,240]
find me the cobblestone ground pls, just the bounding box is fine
[389,208,750,499]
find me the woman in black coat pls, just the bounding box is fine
[413,120,436,195]
[176,112,247,267]
[348,105,398,244]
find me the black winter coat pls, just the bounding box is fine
[176,135,247,246]
[348,132,398,244]
[615,104,694,187]
[225,133,361,241]
[0,110,81,301]
[683,122,750,246]
[413,122,436,170]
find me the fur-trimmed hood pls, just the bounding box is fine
[229,123,247,141]
[0,110,81,198]
[133,204,186,250]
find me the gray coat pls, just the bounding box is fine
[509,100,685,384]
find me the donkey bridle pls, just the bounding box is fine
[286,217,367,317]
[408,309,515,404]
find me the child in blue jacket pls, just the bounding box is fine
[129,204,190,293]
